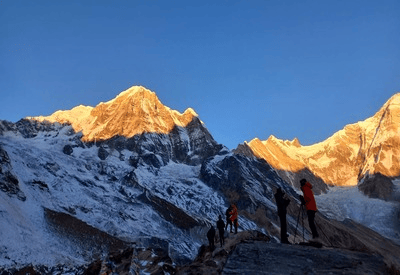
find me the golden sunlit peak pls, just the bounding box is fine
[246,92,400,187]
[116,86,154,98]
[28,86,199,142]
[285,138,301,147]
[183,108,198,117]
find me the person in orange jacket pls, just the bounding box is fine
[229,204,238,234]
[300,179,319,239]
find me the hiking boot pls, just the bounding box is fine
[310,237,321,243]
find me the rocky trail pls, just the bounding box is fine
[2,230,399,274]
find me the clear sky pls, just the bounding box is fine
[1,0,399,149]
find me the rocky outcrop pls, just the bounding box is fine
[97,146,109,160]
[94,118,223,166]
[0,118,66,138]
[58,229,399,274]
[44,208,129,259]
[0,144,25,201]
[358,173,394,200]
[223,241,387,275]
[63,144,73,155]
[138,191,202,230]
[200,153,296,214]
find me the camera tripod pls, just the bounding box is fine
[293,204,306,243]
[293,204,333,247]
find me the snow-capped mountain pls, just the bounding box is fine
[1,86,400,273]
[0,86,293,270]
[243,93,400,192]
[29,86,198,142]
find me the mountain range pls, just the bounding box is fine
[0,86,399,274]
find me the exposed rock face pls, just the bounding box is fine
[358,173,394,200]
[137,191,203,230]
[235,142,329,195]
[63,144,73,155]
[222,241,387,275]
[245,93,400,187]
[0,118,65,138]
[98,116,223,166]
[0,144,25,201]
[44,208,128,257]
[97,146,109,160]
[200,153,297,215]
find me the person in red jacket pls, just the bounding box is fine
[229,204,238,234]
[300,179,319,239]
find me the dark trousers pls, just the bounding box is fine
[307,210,319,238]
[233,219,238,233]
[279,214,289,243]
[226,218,232,232]
[208,237,215,251]
[218,229,225,246]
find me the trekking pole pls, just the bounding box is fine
[301,206,305,243]
[315,219,334,247]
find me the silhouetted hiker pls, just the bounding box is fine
[207,225,216,251]
[275,187,291,244]
[225,205,233,232]
[230,204,238,234]
[300,179,319,240]
[216,215,225,247]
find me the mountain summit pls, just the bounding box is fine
[29,86,198,142]
[245,93,400,186]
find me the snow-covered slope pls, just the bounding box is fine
[316,185,400,243]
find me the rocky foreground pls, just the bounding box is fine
[4,230,398,275]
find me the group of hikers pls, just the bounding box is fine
[206,203,238,250]
[207,178,319,250]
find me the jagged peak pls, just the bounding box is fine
[287,137,301,147]
[266,135,279,142]
[115,85,154,98]
[183,107,198,117]
[28,86,201,141]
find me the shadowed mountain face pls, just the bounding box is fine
[244,93,400,193]
[1,86,400,273]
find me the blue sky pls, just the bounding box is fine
[1,0,399,149]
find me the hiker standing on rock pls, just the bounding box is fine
[207,225,216,251]
[216,215,225,247]
[300,179,319,240]
[225,205,233,232]
[230,204,238,234]
[275,187,291,244]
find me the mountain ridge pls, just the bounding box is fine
[246,92,400,187]
[29,86,199,142]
